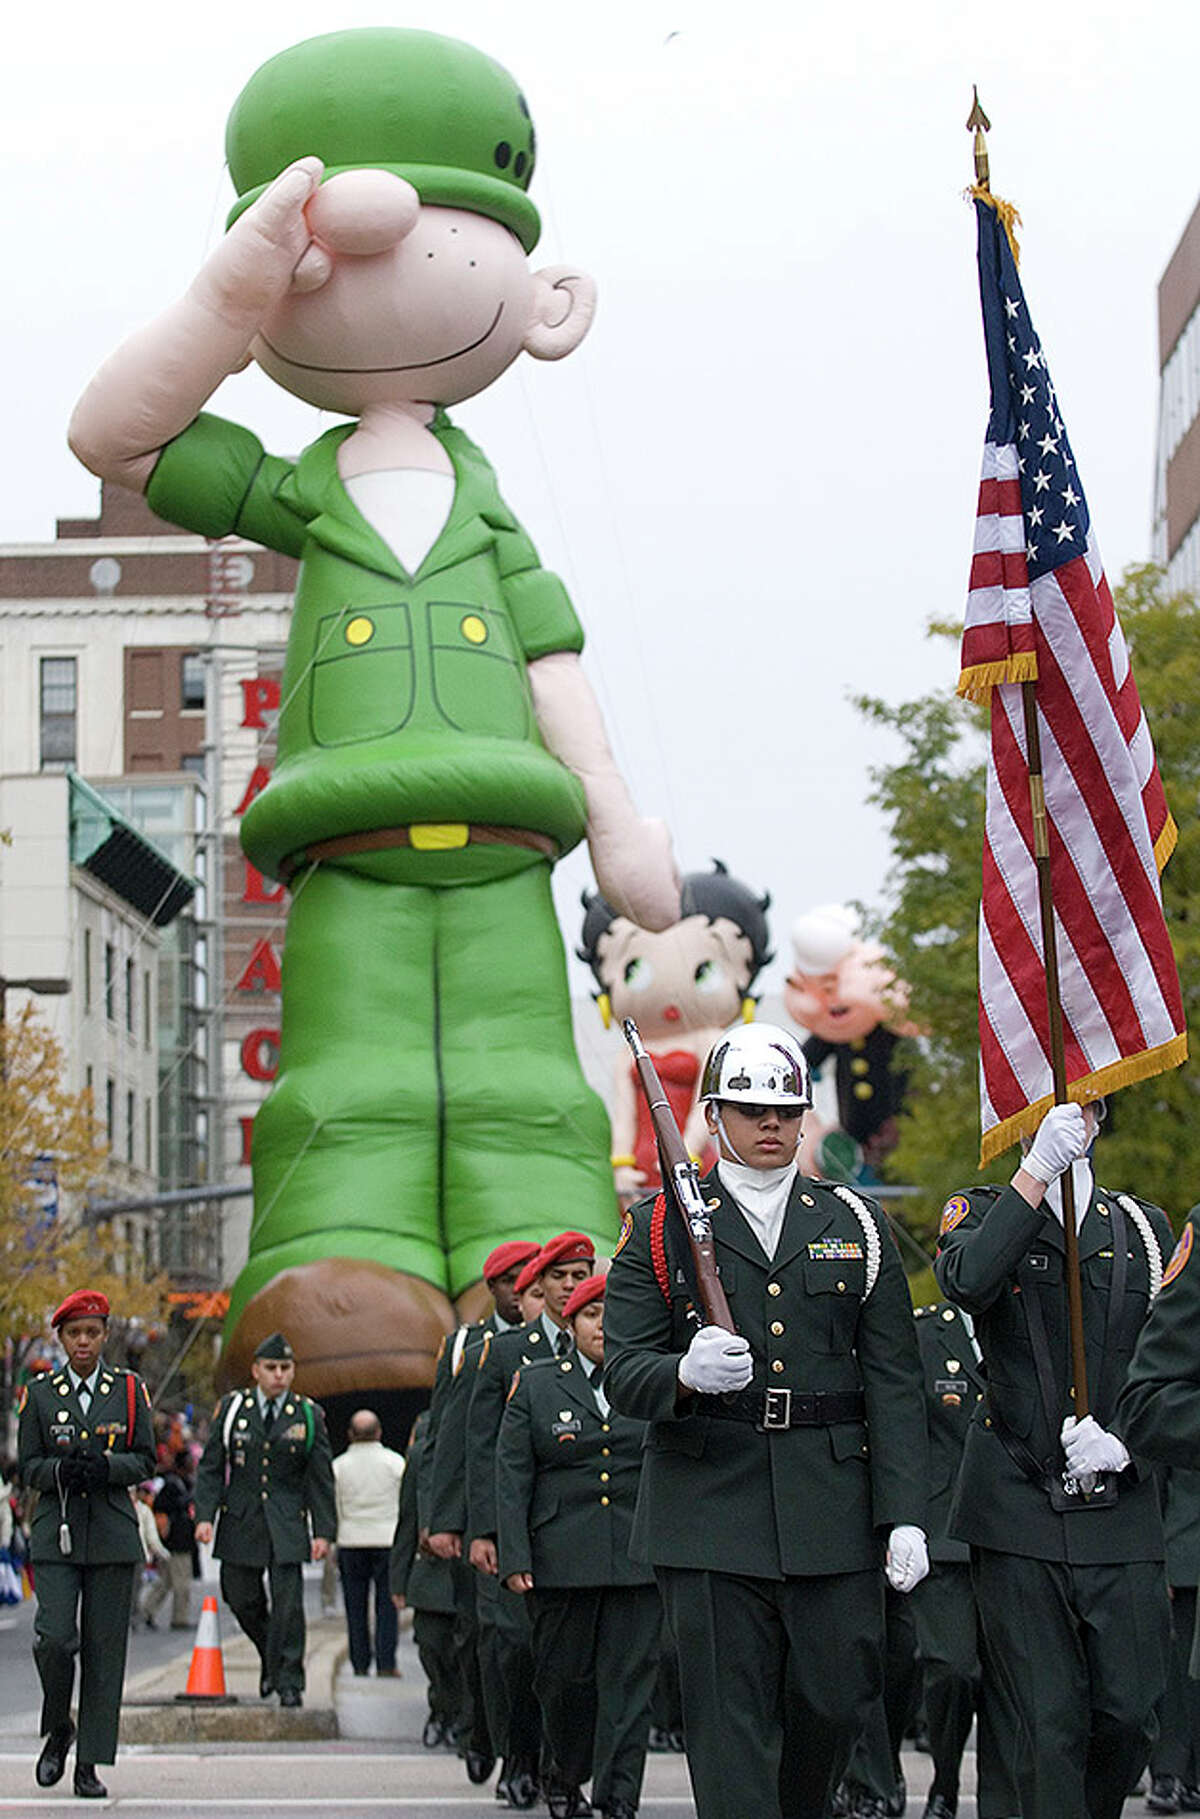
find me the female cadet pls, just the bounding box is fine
[498,1274,660,1819]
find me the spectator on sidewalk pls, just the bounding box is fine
[144,1451,197,1629]
[333,1410,406,1677]
[132,1481,171,1624]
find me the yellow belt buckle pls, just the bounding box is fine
[409,823,470,851]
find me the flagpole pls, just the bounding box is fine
[968,90,1090,1417]
[1018,685,1090,1418]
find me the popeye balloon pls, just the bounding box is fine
[71,29,679,1394]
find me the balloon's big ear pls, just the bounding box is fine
[523,265,597,360]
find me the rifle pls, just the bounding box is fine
[622,1018,736,1331]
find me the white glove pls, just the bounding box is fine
[677,1325,753,1395]
[1023,1104,1089,1186]
[1061,1414,1130,1477]
[885,1525,929,1593]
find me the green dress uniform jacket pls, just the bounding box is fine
[603,1172,929,1577]
[496,1354,652,1588]
[466,1318,563,1544]
[18,1364,156,1563]
[390,1417,456,1615]
[935,1182,1173,1564]
[1117,1209,1200,1471]
[914,1303,987,1565]
[427,1315,502,1536]
[194,1388,336,1562]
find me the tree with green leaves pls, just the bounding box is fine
[859,564,1200,1255]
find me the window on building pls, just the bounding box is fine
[142,1223,155,1275]
[85,1065,94,1119]
[105,1078,115,1144]
[40,656,78,771]
[104,943,116,1021]
[144,970,152,1047]
[126,1090,135,1164]
[82,928,92,1014]
[181,652,206,711]
[125,958,135,1033]
[145,1097,153,1172]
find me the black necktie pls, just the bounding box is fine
[267,1398,279,1425]
[555,1330,572,1358]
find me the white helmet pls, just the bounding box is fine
[700,1022,811,1109]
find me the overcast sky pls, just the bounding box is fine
[9,0,1200,998]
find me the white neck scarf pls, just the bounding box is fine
[1043,1158,1094,1233]
[717,1159,798,1261]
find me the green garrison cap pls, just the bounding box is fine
[225,28,541,253]
[253,1331,294,1361]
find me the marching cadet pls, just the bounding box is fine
[905,1301,1020,1819]
[604,1023,930,1819]
[193,1331,336,1707]
[1118,1205,1200,1812]
[390,1411,463,1750]
[17,1288,156,1799]
[465,1232,596,1810]
[424,1239,539,1787]
[498,1273,660,1819]
[935,1101,1174,1819]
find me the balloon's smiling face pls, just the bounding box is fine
[596,915,755,1041]
[254,203,535,413]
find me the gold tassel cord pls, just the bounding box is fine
[969,183,1023,267]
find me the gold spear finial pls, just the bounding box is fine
[966,86,991,190]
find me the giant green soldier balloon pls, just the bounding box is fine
[70,29,680,1393]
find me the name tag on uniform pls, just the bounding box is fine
[49,1422,76,1447]
[934,1378,969,1394]
[808,1240,864,1261]
[551,1415,581,1442]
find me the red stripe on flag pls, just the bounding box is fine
[977,477,1024,516]
[969,548,1032,593]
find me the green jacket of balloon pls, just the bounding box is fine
[70,28,680,1394]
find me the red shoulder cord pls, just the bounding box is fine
[650,1193,671,1305]
[126,1373,136,1445]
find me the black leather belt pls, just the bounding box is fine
[697,1388,866,1432]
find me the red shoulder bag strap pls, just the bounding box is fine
[126,1372,137,1446]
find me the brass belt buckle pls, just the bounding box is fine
[760,1387,792,1431]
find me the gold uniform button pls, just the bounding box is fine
[58,1409,69,1421]
[345,615,374,646]
[800,1194,815,1206]
[461,614,488,644]
[600,1496,610,1507]
[836,1281,846,1293]
[853,1082,874,1100]
[601,1447,611,1457]
[1097,1204,1110,1217]
[941,1309,955,1322]
[771,1360,785,1375]
[770,1322,784,1337]
[600,1472,610,1483]
[80,1430,89,1440]
[768,1282,782,1297]
[601,1424,610,1433]
[262,1491,268,1500]
[851,1057,870,1076]
[560,1361,572,1373]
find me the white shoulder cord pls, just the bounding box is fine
[831,1184,882,1297]
[1114,1194,1164,1302]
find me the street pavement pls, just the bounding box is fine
[0,1570,994,1816]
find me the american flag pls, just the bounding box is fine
[960,194,1186,1164]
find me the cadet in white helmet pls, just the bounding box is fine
[603,1022,930,1819]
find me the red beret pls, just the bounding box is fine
[515,1231,596,1294]
[563,1275,606,1322]
[482,1240,542,1283]
[52,1290,110,1328]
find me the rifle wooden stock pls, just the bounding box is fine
[622,1019,736,1332]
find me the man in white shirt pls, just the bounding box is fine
[333,1412,407,1676]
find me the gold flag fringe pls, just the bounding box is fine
[957,651,1038,703]
[969,185,1023,265]
[978,1031,1189,1167]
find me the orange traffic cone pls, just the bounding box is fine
[175,1595,237,1703]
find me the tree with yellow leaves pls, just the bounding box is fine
[1,1004,167,1411]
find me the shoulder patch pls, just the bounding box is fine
[506,1369,521,1403]
[1162,1223,1194,1289]
[939,1194,971,1237]
[613,1208,634,1257]
[435,1334,447,1364]
[477,1331,492,1368]
[140,1381,152,1408]
[16,1384,27,1414]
